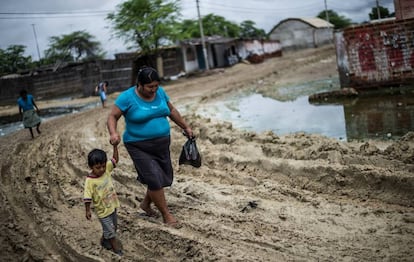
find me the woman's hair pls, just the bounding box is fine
[88,149,107,167]
[137,66,160,85]
[19,89,27,97]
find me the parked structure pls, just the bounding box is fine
[268,17,334,50]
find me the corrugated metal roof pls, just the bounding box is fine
[269,17,334,33]
[180,35,236,45]
[299,17,334,28]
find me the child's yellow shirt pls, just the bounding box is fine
[83,160,120,218]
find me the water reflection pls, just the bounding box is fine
[197,94,347,140]
[197,88,414,142]
[0,102,98,136]
[343,93,414,141]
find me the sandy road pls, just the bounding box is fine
[0,44,413,261]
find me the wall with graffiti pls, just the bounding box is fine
[395,0,414,20]
[335,17,414,89]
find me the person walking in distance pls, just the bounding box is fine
[95,81,108,108]
[17,89,41,139]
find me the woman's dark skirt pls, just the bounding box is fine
[22,109,41,128]
[124,136,173,190]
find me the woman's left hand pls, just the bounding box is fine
[183,127,194,138]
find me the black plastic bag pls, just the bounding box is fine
[179,137,201,168]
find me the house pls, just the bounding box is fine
[115,46,183,82]
[0,37,282,104]
[268,17,334,50]
[180,36,283,74]
[179,36,238,73]
[237,39,282,61]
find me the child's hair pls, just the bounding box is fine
[88,149,107,167]
[137,66,160,85]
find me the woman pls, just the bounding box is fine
[107,67,193,228]
[17,89,41,139]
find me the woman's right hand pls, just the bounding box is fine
[110,133,121,146]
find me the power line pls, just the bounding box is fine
[195,4,322,15]
[181,0,395,17]
[0,10,110,19]
[0,10,110,15]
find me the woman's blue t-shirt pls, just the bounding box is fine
[115,86,171,142]
[17,94,35,111]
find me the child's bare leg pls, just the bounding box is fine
[29,128,34,138]
[100,236,111,250]
[109,238,122,255]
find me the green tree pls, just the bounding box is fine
[0,45,33,76]
[240,20,267,39]
[44,31,105,63]
[177,19,200,39]
[317,10,352,29]
[107,0,180,55]
[200,14,240,37]
[175,14,242,39]
[369,5,394,20]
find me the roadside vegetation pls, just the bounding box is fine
[0,0,393,77]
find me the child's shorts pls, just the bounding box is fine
[99,209,118,239]
[100,92,107,102]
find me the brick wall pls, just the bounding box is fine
[335,18,414,89]
[395,0,414,20]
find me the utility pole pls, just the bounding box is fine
[196,0,209,70]
[324,0,330,24]
[376,0,381,20]
[324,0,333,43]
[31,24,41,60]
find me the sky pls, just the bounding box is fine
[0,0,395,60]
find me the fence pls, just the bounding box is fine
[0,59,133,106]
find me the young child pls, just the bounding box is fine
[83,145,123,256]
[95,81,108,108]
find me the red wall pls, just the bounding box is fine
[395,0,414,20]
[336,18,414,89]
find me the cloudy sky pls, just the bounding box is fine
[0,0,395,59]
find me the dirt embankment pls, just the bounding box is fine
[1,45,413,261]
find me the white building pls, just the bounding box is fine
[269,17,334,50]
